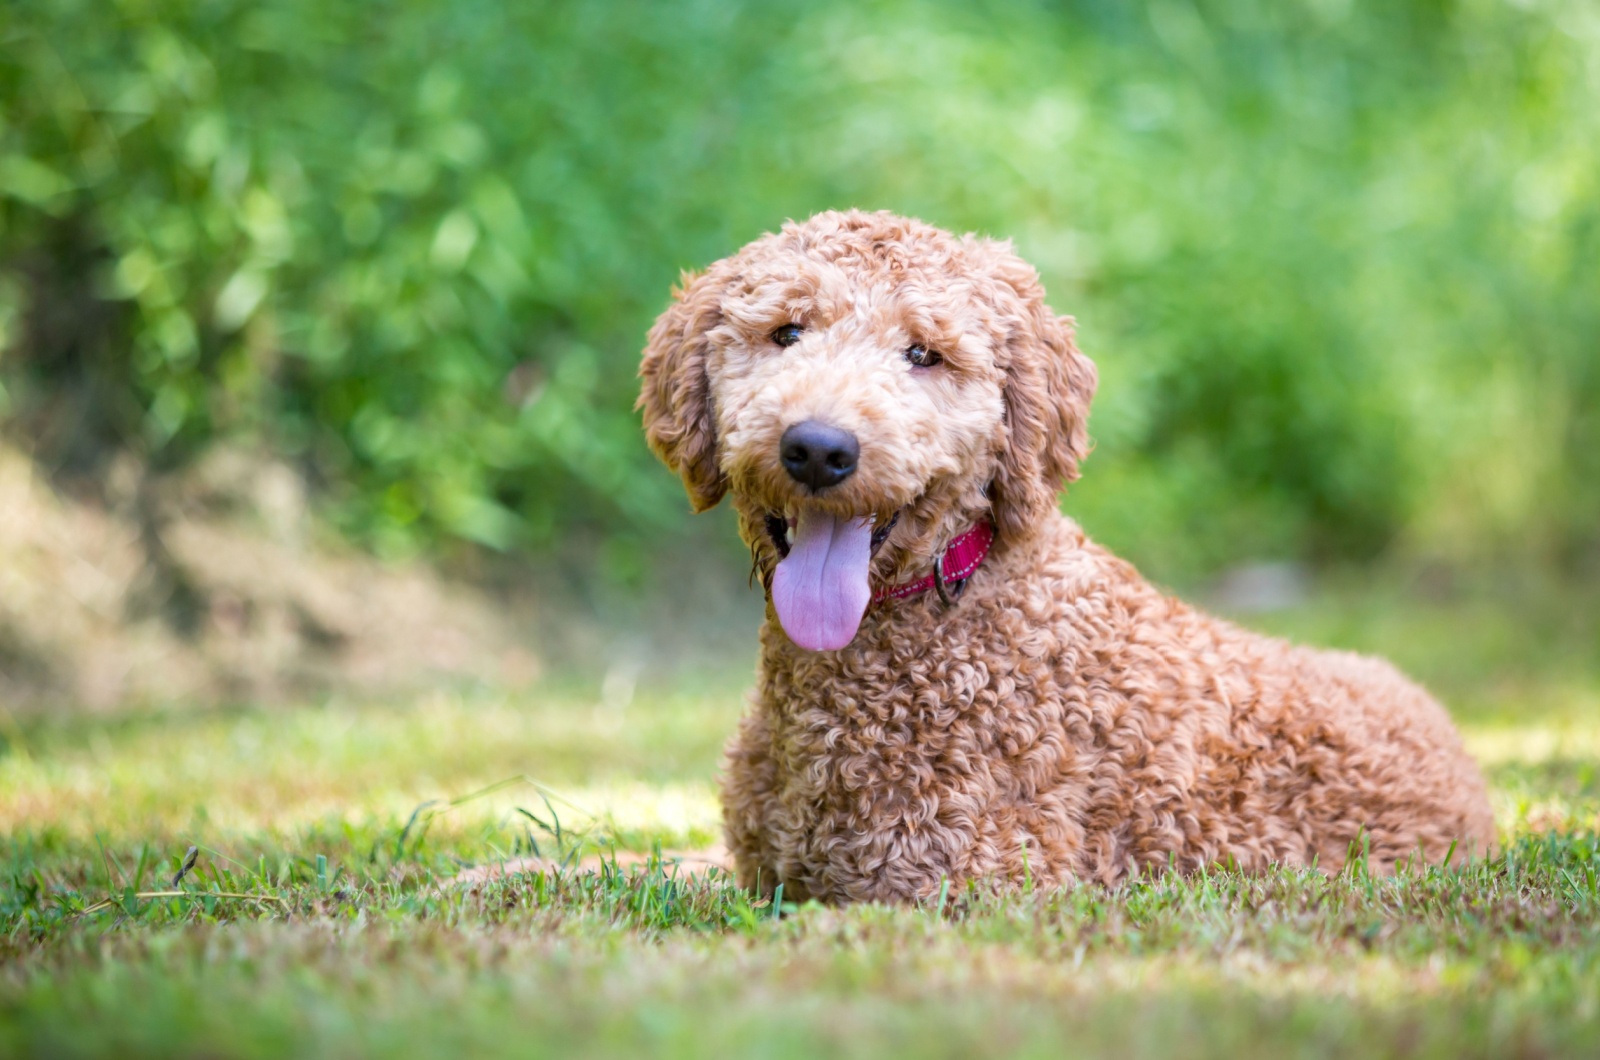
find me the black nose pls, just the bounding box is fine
[780,421,859,490]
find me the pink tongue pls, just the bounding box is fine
[771,510,873,651]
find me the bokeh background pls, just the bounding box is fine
[7,6,1600,1052]
[1,0,1598,710]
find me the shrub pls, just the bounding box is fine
[2,0,1595,578]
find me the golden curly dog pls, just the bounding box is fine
[638,209,1495,903]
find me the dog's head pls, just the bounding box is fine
[638,210,1096,650]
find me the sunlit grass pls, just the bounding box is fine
[0,679,740,843]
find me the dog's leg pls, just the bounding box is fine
[720,706,787,897]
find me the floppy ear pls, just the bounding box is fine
[987,254,1098,541]
[637,267,728,512]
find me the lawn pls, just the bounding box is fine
[3,579,1599,1058]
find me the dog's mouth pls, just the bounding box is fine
[764,508,899,560]
[761,506,900,653]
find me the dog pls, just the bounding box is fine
[637,209,1496,903]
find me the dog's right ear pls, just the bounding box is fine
[637,267,728,512]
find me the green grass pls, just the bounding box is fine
[4,583,1600,1058]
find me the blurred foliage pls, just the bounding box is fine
[0,0,1596,578]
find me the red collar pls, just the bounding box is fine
[872,521,995,605]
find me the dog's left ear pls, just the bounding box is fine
[987,249,1098,541]
[637,266,728,512]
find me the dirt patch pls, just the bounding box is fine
[0,445,539,713]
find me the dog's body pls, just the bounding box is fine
[722,515,1495,901]
[640,210,1495,903]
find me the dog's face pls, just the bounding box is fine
[639,210,1096,650]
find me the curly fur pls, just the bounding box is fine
[638,209,1496,902]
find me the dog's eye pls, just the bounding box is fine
[771,324,804,348]
[905,344,943,368]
